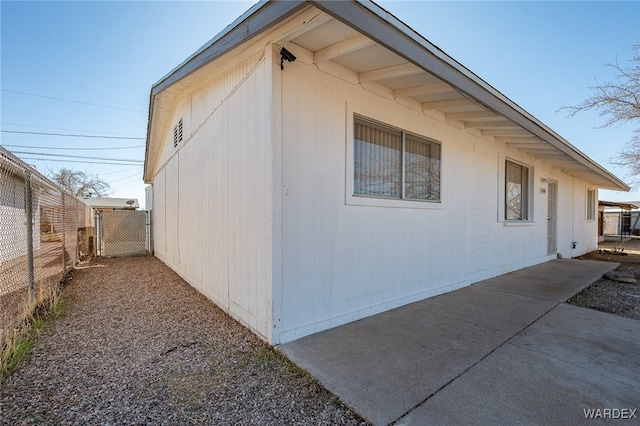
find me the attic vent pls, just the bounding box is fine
[173,118,184,148]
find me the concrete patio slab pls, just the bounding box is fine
[279,259,634,425]
[280,288,556,425]
[475,258,617,302]
[399,304,640,425]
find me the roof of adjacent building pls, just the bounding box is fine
[600,200,640,211]
[82,197,140,210]
[144,0,630,192]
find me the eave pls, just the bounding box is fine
[599,200,639,211]
[144,0,629,191]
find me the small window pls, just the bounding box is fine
[505,160,529,220]
[354,116,440,201]
[586,189,596,220]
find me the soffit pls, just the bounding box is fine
[281,2,628,190]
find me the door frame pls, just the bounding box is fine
[547,180,558,255]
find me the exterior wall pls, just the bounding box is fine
[0,172,41,262]
[150,51,274,341]
[564,181,599,255]
[145,185,153,254]
[274,59,598,343]
[603,211,619,235]
[145,185,153,212]
[152,169,166,263]
[603,210,640,236]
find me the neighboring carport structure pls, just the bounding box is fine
[599,200,640,240]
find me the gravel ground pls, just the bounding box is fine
[570,238,640,321]
[0,256,367,425]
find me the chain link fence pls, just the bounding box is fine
[1,146,93,347]
[95,210,149,257]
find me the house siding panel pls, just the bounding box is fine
[153,168,166,262]
[467,141,500,275]
[150,53,272,340]
[165,159,181,272]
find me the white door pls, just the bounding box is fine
[547,181,557,254]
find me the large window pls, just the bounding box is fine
[354,116,440,201]
[587,189,596,220]
[505,160,529,220]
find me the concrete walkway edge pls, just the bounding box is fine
[280,259,640,425]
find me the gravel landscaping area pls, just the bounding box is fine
[0,256,366,425]
[3,242,638,424]
[570,238,640,320]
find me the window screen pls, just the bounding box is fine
[505,160,529,220]
[354,116,441,202]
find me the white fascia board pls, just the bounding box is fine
[151,0,307,96]
[143,93,155,183]
[309,0,629,191]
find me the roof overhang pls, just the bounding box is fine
[144,0,629,192]
[599,200,639,211]
[82,197,140,210]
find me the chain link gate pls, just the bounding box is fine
[95,210,149,257]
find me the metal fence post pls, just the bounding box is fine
[25,172,35,301]
[61,192,67,275]
[94,211,100,257]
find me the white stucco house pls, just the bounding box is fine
[143,0,629,344]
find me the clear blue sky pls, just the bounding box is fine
[2,1,639,207]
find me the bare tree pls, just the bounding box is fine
[49,167,110,197]
[615,130,640,183]
[560,45,640,186]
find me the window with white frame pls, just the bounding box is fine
[505,160,529,220]
[353,116,441,201]
[587,189,596,220]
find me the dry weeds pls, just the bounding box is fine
[1,277,65,377]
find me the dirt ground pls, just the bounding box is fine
[1,257,366,425]
[3,242,638,423]
[570,238,640,320]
